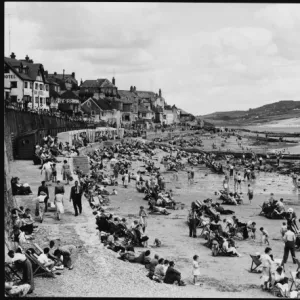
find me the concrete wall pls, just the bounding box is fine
[5,108,89,160]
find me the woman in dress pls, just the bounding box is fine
[41,160,53,184]
[61,160,72,185]
[54,193,64,220]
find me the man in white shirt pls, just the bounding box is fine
[282,229,296,265]
[38,248,55,271]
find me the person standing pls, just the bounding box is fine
[292,173,298,188]
[139,206,148,233]
[123,170,129,188]
[260,227,270,246]
[54,193,64,220]
[62,160,72,185]
[247,184,254,205]
[282,228,296,266]
[223,175,229,193]
[41,160,53,186]
[188,208,197,238]
[192,255,201,285]
[37,181,49,213]
[260,247,273,290]
[70,181,83,216]
[190,167,195,184]
[54,180,65,195]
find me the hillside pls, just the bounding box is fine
[198,100,300,126]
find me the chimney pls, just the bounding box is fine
[72,72,75,79]
[63,69,65,79]
[133,86,136,92]
[44,70,48,78]
[112,77,115,85]
[130,86,133,92]
[25,55,29,61]
[54,72,57,75]
[10,52,16,59]
[159,89,162,97]
[80,78,83,86]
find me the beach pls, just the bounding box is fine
[9,138,299,298]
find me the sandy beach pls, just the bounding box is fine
[9,140,299,298]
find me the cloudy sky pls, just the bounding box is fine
[4,2,300,115]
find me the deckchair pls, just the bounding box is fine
[5,262,22,281]
[290,271,300,291]
[249,255,262,273]
[24,251,55,278]
[32,243,60,264]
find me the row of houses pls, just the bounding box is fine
[4,52,195,128]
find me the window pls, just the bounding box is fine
[11,81,17,88]
[5,92,10,100]
[45,84,49,91]
[30,82,33,89]
[25,82,28,88]
[35,97,39,104]
[91,110,95,116]
[11,95,17,102]
[40,98,43,105]
[142,113,146,117]
[40,84,43,90]
[35,83,38,90]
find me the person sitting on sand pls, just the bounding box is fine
[147,254,159,279]
[118,246,136,262]
[164,261,186,286]
[153,258,165,283]
[133,250,151,265]
[222,238,241,257]
[37,248,56,272]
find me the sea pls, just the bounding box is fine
[231,126,300,134]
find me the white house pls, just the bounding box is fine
[4,53,50,110]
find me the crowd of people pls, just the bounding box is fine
[5,128,300,296]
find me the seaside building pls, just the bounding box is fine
[4,53,50,110]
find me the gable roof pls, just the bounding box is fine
[81,79,116,89]
[48,73,78,84]
[117,90,137,103]
[178,108,192,116]
[135,91,156,99]
[4,57,42,81]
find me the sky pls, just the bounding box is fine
[4,2,300,115]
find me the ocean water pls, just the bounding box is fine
[241,126,300,134]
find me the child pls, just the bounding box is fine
[51,163,57,183]
[260,227,270,245]
[153,238,161,247]
[111,189,118,195]
[192,255,201,285]
[247,184,254,205]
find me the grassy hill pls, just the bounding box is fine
[197,100,300,126]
